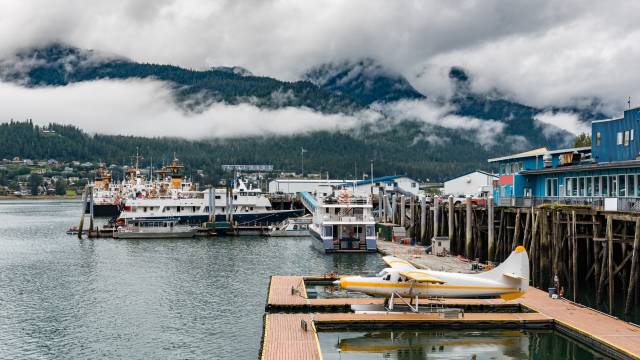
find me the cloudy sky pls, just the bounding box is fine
[0,0,638,137]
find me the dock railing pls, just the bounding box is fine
[497,196,640,212]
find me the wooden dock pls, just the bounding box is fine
[261,275,640,360]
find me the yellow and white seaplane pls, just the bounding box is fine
[334,246,529,310]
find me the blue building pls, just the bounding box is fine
[489,107,640,211]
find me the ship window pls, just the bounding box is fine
[177,207,181,213]
[192,206,196,212]
[323,225,333,237]
[234,195,237,200]
[617,132,623,145]
[596,131,601,146]
[215,195,221,199]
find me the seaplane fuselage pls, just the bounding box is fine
[335,246,529,300]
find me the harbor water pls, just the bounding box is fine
[0,200,614,359]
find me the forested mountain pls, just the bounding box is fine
[1,120,499,182]
[0,44,360,113]
[305,59,426,105]
[0,44,605,181]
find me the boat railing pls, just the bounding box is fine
[320,214,375,222]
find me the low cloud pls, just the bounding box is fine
[374,99,506,148]
[534,111,589,137]
[0,79,381,138]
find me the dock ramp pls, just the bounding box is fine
[298,192,318,212]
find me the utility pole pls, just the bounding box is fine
[301,148,307,178]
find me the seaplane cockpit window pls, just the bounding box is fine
[383,274,391,281]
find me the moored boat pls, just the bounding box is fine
[265,215,312,237]
[113,219,197,239]
[304,188,377,253]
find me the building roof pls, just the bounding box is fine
[487,146,591,163]
[341,175,412,187]
[445,170,497,183]
[520,159,640,175]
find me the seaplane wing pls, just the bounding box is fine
[400,270,446,284]
[382,256,416,271]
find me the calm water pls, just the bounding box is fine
[319,330,609,360]
[0,200,613,359]
[0,200,384,359]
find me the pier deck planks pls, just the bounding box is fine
[264,276,640,359]
[519,289,640,359]
[262,314,320,360]
[268,276,308,306]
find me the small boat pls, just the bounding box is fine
[265,215,312,237]
[113,219,198,239]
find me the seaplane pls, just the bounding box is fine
[334,246,529,310]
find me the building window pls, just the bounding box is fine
[602,176,608,196]
[578,177,585,197]
[619,175,626,196]
[594,176,600,196]
[629,175,636,197]
[596,131,601,146]
[610,176,618,197]
[586,177,592,197]
[617,132,623,145]
[632,129,635,141]
[624,131,630,146]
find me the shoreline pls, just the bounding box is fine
[0,195,82,201]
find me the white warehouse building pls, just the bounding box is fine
[341,176,421,197]
[268,179,348,195]
[443,170,497,197]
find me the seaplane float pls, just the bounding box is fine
[334,246,529,309]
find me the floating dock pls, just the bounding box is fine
[261,275,640,360]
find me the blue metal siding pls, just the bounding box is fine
[592,109,640,163]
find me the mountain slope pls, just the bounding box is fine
[305,59,425,106]
[0,43,361,113]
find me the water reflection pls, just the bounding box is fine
[319,330,609,360]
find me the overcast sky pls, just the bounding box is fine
[0,0,638,137]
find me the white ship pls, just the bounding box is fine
[303,188,377,253]
[117,178,302,227]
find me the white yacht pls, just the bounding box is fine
[265,215,312,237]
[114,219,197,239]
[304,188,377,253]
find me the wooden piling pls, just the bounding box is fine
[512,209,521,250]
[420,196,427,242]
[572,210,578,302]
[400,195,406,227]
[487,197,495,261]
[625,218,640,314]
[88,186,94,235]
[433,196,439,237]
[448,196,454,243]
[77,186,87,239]
[465,197,472,259]
[607,215,614,314]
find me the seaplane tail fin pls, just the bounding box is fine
[479,246,529,293]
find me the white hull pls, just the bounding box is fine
[114,229,197,239]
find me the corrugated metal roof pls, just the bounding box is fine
[487,146,591,163]
[520,159,640,175]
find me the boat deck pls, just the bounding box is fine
[262,275,640,360]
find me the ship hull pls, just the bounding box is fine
[85,203,121,217]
